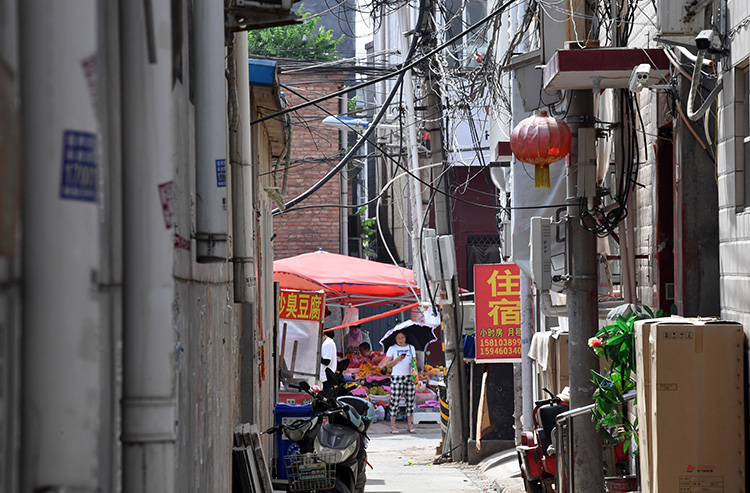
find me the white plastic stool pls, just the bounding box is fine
[411,410,440,424]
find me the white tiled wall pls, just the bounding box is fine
[719,0,750,326]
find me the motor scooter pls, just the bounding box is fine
[516,389,569,493]
[266,361,375,493]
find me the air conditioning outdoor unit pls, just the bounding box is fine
[235,0,294,10]
[656,0,707,35]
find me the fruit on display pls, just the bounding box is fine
[366,386,388,396]
[357,361,383,379]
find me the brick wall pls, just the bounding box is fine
[272,69,345,259]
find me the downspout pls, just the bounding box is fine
[120,0,176,491]
[520,272,533,432]
[195,0,228,262]
[20,0,104,489]
[229,33,255,303]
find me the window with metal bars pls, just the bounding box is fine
[466,234,501,290]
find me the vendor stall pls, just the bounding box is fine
[277,288,326,404]
[274,251,444,421]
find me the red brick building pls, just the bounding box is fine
[272,66,346,259]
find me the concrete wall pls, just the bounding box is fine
[0,0,280,489]
[629,3,722,316]
[0,2,21,490]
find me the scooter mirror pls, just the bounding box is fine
[299,381,311,392]
[336,359,350,373]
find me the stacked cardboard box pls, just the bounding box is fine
[634,319,656,493]
[635,317,745,493]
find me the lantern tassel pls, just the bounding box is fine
[535,164,550,188]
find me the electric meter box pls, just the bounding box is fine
[423,234,456,281]
[637,317,745,493]
[529,216,552,290]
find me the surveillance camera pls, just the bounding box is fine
[628,63,651,93]
[695,29,715,51]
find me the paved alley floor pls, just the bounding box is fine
[364,419,495,493]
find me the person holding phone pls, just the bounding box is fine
[382,330,417,433]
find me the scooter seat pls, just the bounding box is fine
[538,403,568,453]
[338,396,376,432]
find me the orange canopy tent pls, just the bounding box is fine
[273,250,419,308]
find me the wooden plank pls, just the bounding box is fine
[247,424,274,493]
[232,447,253,492]
[233,423,274,493]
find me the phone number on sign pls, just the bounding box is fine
[480,345,520,357]
[479,337,521,347]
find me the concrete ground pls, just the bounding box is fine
[476,448,526,493]
[271,416,527,492]
[364,418,526,493]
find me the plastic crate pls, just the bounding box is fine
[284,452,336,492]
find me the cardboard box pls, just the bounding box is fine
[634,319,658,493]
[528,330,569,397]
[647,318,745,493]
[554,331,569,394]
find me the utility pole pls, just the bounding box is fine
[564,2,604,490]
[422,0,468,462]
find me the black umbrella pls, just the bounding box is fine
[379,321,438,352]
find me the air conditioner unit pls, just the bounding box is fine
[235,0,294,10]
[656,0,707,35]
[228,0,300,30]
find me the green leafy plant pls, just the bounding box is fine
[347,95,359,114]
[589,305,662,450]
[247,5,344,61]
[355,206,377,259]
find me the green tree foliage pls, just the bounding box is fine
[247,5,343,60]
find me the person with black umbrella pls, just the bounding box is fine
[382,330,417,434]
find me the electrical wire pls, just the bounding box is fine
[270,0,428,215]
[271,0,520,216]
[253,0,513,126]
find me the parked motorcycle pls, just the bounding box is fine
[516,389,569,493]
[265,361,375,493]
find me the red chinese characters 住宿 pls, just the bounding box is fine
[474,263,522,362]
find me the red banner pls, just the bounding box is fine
[279,290,325,321]
[474,263,522,362]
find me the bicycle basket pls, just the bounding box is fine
[284,452,336,492]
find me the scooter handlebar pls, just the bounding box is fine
[263,404,349,436]
[534,396,562,407]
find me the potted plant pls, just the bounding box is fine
[588,304,663,490]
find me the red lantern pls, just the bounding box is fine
[510,111,572,188]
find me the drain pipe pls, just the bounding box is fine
[520,272,533,432]
[195,0,228,262]
[120,0,176,491]
[20,1,104,489]
[229,33,255,303]
[686,49,723,121]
